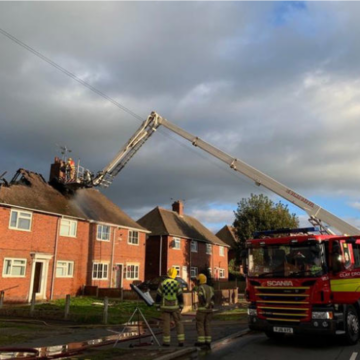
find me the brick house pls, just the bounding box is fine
[137,201,229,285]
[216,225,239,262]
[0,169,148,303]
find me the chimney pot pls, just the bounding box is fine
[172,200,184,216]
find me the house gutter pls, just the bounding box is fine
[50,216,61,300]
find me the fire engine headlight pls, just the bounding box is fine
[312,311,333,320]
[247,308,257,316]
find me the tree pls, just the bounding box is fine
[233,193,299,249]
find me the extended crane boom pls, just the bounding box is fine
[91,111,359,236]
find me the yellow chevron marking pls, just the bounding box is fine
[330,278,360,292]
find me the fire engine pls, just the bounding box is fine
[55,111,360,343]
[246,227,360,344]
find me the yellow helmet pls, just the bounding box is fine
[167,267,178,279]
[197,273,207,285]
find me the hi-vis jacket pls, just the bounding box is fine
[197,284,215,312]
[156,278,184,312]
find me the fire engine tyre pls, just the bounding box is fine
[344,305,360,345]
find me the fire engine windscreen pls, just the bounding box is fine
[247,242,325,278]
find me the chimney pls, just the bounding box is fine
[172,200,184,216]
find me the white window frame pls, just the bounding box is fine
[219,268,225,279]
[56,261,74,278]
[128,231,139,245]
[219,246,225,257]
[173,265,181,277]
[97,225,110,241]
[92,262,109,280]
[206,244,212,255]
[208,267,212,275]
[60,218,77,238]
[126,264,140,280]
[173,237,181,250]
[3,258,27,277]
[9,209,32,231]
[191,240,198,253]
[190,267,198,278]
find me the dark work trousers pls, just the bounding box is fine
[196,311,213,343]
[162,310,185,344]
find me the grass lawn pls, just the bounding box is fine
[9,297,160,325]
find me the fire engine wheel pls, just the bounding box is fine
[344,305,360,345]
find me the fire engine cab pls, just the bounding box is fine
[246,227,360,344]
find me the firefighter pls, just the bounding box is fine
[194,273,215,349]
[67,157,76,180]
[155,267,185,347]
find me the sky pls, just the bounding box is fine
[1,1,360,234]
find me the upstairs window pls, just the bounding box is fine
[97,225,110,241]
[3,258,27,277]
[60,219,77,237]
[9,210,32,231]
[191,240,198,253]
[56,261,74,278]
[206,244,212,255]
[219,246,225,257]
[128,231,139,245]
[173,238,181,249]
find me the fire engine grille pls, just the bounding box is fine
[255,286,310,323]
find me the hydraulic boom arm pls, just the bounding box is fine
[92,111,359,236]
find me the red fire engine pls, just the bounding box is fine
[246,227,360,344]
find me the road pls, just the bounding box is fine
[200,332,360,360]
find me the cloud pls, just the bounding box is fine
[1,2,360,232]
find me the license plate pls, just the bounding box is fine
[273,327,293,334]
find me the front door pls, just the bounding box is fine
[115,264,123,288]
[32,260,46,299]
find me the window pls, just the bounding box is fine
[92,263,108,279]
[97,225,110,241]
[173,238,181,249]
[126,264,139,279]
[208,267,212,275]
[9,210,32,231]
[353,243,360,268]
[60,219,77,237]
[3,258,27,277]
[191,240,198,253]
[56,261,74,278]
[219,246,225,257]
[128,231,139,245]
[206,244,212,255]
[173,265,181,277]
[190,267,198,278]
[218,268,225,279]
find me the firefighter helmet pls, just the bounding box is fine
[167,267,178,279]
[197,273,207,284]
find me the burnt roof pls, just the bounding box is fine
[0,169,147,231]
[137,206,228,247]
[216,225,239,248]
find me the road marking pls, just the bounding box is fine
[349,352,358,360]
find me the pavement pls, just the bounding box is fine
[1,303,249,359]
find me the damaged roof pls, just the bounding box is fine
[216,225,239,248]
[137,206,228,247]
[0,169,147,231]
